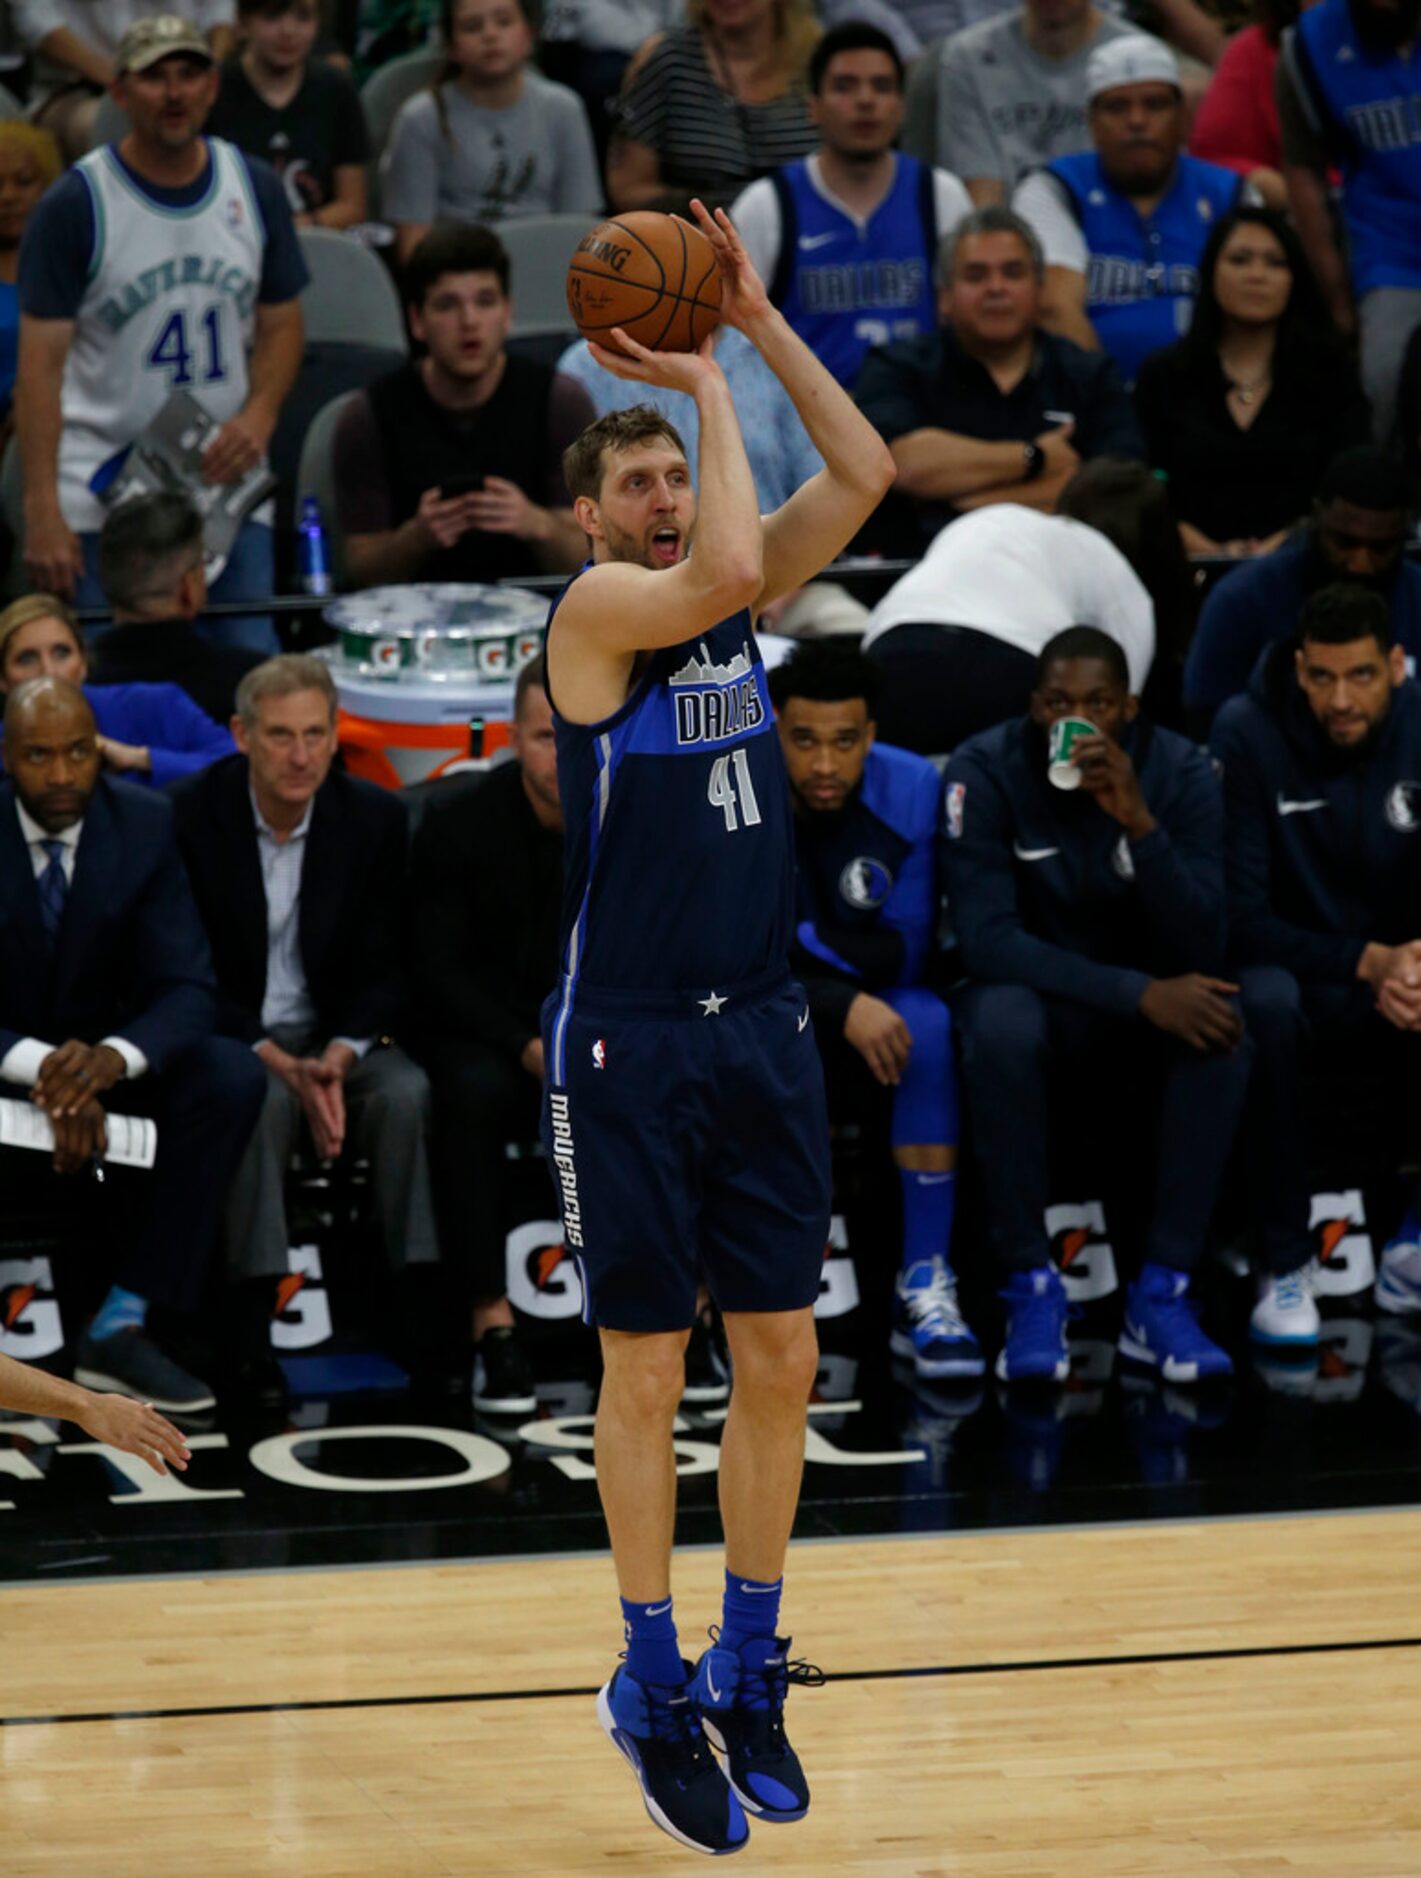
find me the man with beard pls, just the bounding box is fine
[1184,446,1420,732]
[1277,0,1421,446]
[1213,585,1421,1343]
[334,222,593,588]
[730,23,972,390]
[944,626,1248,1385]
[1012,36,1253,384]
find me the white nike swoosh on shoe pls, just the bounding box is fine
[707,1669,722,1701]
[1276,796,1328,815]
[797,1009,810,1032]
[798,231,837,250]
[1013,842,1060,861]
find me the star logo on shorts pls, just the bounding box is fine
[699,991,727,1016]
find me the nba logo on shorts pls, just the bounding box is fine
[592,1038,606,1070]
[945,783,965,841]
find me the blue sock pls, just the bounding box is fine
[720,1568,783,1656]
[89,1285,148,1341]
[621,1594,684,1689]
[899,1167,957,1281]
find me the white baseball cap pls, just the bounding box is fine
[1086,35,1182,102]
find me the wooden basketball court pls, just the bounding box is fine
[4,1507,1419,1873]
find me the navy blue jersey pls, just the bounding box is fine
[789,741,943,1030]
[545,573,795,1037]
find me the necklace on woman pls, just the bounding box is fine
[1226,372,1271,406]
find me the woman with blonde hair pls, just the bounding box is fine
[0,121,60,437]
[0,593,235,786]
[609,0,820,209]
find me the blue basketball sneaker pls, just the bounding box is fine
[689,1631,824,1823]
[891,1259,985,1379]
[995,1264,1070,1382]
[597,1661,749,1855]
[1118,1262,1233,1382]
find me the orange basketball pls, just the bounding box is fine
[566,212,723,354]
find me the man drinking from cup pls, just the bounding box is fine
[941,626,1251,1385]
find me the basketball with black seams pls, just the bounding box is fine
[567,212,723,354]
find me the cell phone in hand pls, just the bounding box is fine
[440,473,484,500]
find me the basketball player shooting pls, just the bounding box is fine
[541,200,894,1855]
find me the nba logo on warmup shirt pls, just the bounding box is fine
[592,1039,606,1070]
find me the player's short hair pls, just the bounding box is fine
[562,406,689,503]
[405,223,510,307]
[514,651,547,719]
[0,119,61,190]
[1315,446,1412,517]
[236,653,338,728]
[809,22,904,91]
[767,640,882,717]
[936,207,1043,288]
[0,593,83,676]
[98,493,204,612]
[1300,583,1393,651]
[1036,626,1129,690]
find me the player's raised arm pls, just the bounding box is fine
[556,332,763,656]
[686,202,896,607]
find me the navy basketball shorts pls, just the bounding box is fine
[540,967,832,1332]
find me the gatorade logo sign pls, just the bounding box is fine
[816,1216,859,1319]
[0,1258,63,1360]
[270,1244,334,1351]
[1046,1201,1119,1302]
[508,1220,584,1319]
[1307,1190,1375,1298]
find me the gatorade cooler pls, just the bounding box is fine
[318,583,549,789]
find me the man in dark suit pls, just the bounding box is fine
[90,493,261,725]
[412,656,563,1414]
[170,654,440,1393]
[0,677,265,1412]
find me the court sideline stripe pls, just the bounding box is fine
[6,1630,1421,1729]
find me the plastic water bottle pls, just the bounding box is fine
[297,495,331,596]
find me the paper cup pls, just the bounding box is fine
[1047,716,1098,790]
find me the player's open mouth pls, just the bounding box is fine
[650,529,680,566]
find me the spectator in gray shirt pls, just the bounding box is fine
[383,0,602,265]
[937,0,1138,204]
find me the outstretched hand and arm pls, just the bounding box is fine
[0,1351,190,1476]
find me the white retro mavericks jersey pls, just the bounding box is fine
[59,138,263,530]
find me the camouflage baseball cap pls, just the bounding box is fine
[115,16,215,74]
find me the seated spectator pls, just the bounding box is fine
[207,0,370,229]
[383,0,602,262]
[0,675,265,1412]
[1277,0,1421,448]
[334,224,594,589]
[1188,0,1303,208]
[935,0,1139,207]
[17,15,308,647]
[171,655,443,1403]
[18,2,238,162]
[770,641,983,1382]
[731,24,972,389]
[411,656,561,1413]
[944,626,1249,1385]
[855,206,1143,548]
[1135,205,1370,558]
[1183,446,1421,731]
[557,331,869,636]
[861,458,1177,753]
[608,0,820,210]
[1013,37,1255,385]
[89,494,262,724]
[0,124,61,445]
[1214,585,1421,1346]
[353,0,441,80]
[0,594,236,787]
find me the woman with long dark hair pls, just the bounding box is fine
[1135,205,1370,557]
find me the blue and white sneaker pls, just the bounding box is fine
[1249,1268,1320,1347]
[597,1661,749,1856]
[995,1264,1070,1383]
[1376,1236,1421,1315]
[891,1259,985,1379]
[689,1631,824,1823]
[1117,1262,1233,1382]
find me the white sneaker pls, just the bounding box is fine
[1250,1269,1320,1347]
[1376,1238,1421,1315]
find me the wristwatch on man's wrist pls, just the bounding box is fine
[1021,440,1046,482]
